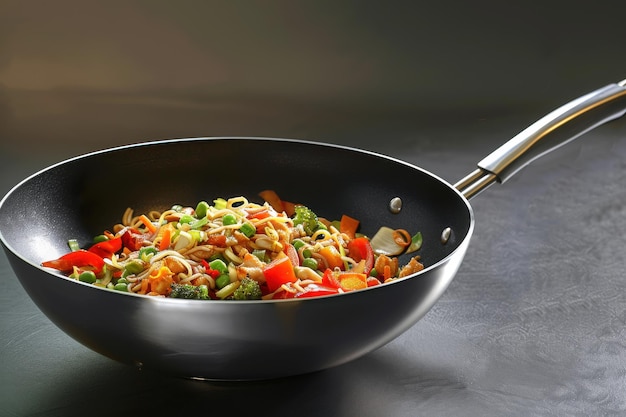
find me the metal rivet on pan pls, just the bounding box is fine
[389,197,402,214]
[441,227,451,244]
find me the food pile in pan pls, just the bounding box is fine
[42,190,424,300]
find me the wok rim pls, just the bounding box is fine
[0,136,475,304]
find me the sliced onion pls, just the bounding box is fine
[370,227,406,256]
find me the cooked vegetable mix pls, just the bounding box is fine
[42,191,424,300]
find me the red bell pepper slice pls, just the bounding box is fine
[321,268,341,289]
[88,236,122,258]
[263,255,297,293]
[200,259,221,278]
[42,249,105,275]
[121,228,145,251]
[347,237,374,275]
[246,208,271,220]
[366,276,381,287]
[295,283,339,298]
[270,289,296,299]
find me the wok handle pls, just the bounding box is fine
[456,79,626,199]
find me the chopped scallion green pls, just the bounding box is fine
[189,217,209,229]
[68,239,80,252]
[406,231,423,254]
[252,249,268,262]
[93,234,109,243]
[138,247,158,262]
[209,259,228,274]
[124,260,144,274]
[213,198,227,210]
[239,222,256,238]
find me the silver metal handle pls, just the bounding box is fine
[456,79,626,199]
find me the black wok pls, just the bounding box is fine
[1,80,625,380]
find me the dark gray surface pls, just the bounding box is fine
[2,1,626,416]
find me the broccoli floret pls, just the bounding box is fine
[293,205,325,235]
[170,283,209,300]
[232,277,262,300]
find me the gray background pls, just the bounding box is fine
[2,1,626,415]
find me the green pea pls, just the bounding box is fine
[114,282,129,292]
[369,268,378,278]
[222,213,237,225]
[302,249,312,259]
[195,201,210,218]
[292,239,305,250]
[79,271,97,284]
[215,274,230,289]
[302,258,318,271]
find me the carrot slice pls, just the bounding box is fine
[282,200,297,217]
[258,190,284,212]
[139,214,157,234]
[339,214,360,238]
[159,227,171,251]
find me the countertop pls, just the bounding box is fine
[2,88,626,416]
[2,2,626,415]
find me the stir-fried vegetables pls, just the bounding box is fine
[41,192,425,300]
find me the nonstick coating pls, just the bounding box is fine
[0,137,473,379]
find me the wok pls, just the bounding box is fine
[1,80,626,380]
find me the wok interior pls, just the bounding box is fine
[0,137,474,379]
[1,138,471,269]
